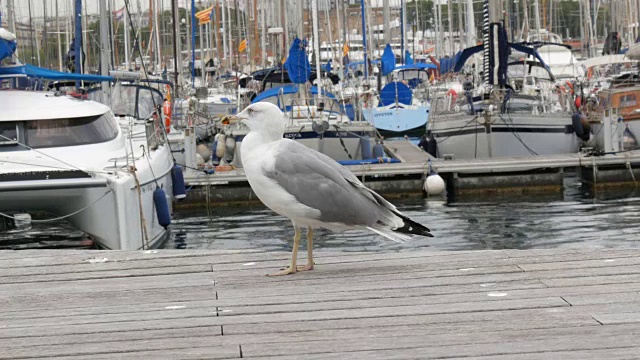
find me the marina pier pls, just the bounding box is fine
[1,248,640,358]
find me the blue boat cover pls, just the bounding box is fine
[379,81,412,106]
[0,37,16,62]
[251,84,299,103]
[0,63,114,82]
[381,44,396,75]
[405,50,413,65]
[310,85,336,99]
[321,60,332,73]
[284,37,311,84]
[394,63,437,71]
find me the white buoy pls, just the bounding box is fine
[424,174,445,196]
[196,144,211,163]
[215,134,226,159]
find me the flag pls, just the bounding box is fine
[342,43,349,57]
[113,6,125,21]
[238,39,247,52]
[196,6,214,24]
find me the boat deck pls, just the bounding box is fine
[2,248,640,359]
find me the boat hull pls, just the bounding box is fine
[430,114,581,159]
[362,104,429,137]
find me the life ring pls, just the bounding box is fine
[163,100,172,134]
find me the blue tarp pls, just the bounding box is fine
[405,50,413,65]
[440,51,464,74]
[321,60,332,73]
[284,37,311,84]
[379,81,412,106]
[0,38,16,62]
[381,44,396,75]
[0,63,114,82]
[251,84,299,103]
[394,63,437,71]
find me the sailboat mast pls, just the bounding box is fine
[99,0,110,95]
[312,0,322,100]
[360,0,368,77]
[260,1,266,68]
[466,0,475,47]
[171,0,179,97]
[56,0,62,70]
[74,0,82,86]
[400,0,405,63]
[191,0,196,87]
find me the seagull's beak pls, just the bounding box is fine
[221,115,245,125]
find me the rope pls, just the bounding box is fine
[332,125,353,159]
[0,189,112,223]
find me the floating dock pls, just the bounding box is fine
[182,139,640,205]
[1,248,640,358]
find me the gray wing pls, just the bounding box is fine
[264,139,402,227]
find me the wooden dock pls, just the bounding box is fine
[2,248,639,359]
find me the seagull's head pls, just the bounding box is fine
[222,102,285,136]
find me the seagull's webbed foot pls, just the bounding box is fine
[266,267,297,276]
[296,263,314,271]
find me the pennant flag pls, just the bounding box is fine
[113,6,125,21]
[238,39,247,52]
[342,43,349,57]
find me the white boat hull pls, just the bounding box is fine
[431,114,581,159]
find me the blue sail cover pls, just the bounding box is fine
[405,50,413,65]
[284,37,311,84]
[0,37,16,62]
[381,44,396,75]
[0,63,114,82]
[321,60,332,73]
[379,81,412,106]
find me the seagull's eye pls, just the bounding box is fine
[248,108,254,115]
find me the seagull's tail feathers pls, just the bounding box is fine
[366,226,410,243]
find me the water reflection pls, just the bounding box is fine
[169,189,640,252]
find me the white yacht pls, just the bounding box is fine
[0,87,177,250]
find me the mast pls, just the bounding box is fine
[212,2,220,69]
[171,0,179,97]
[191,0,196,87]
[312,0,322,100]
[124,1,130,70]
[466,0,475,47]
[400,0,405,63]
[360,0,368,77]
[43,0,49,68]
[533,0,541,36]
[56,0,62,70]
[383,0,390,45]
[260,1,266,68]
[447,0,453,56]
[155,0,162,71]
[99,0,110,96]
[226,0,232,69]
[74,0,82,86]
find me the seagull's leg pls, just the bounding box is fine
[267,226,300,276]
[297,228,314,271]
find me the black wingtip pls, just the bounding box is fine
[393,214,433,238]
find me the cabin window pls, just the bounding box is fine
[620,94,637,108]
[24,112,118,148]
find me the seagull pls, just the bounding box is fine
[224,102,432,276]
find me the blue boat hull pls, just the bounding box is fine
[363,103,430,136]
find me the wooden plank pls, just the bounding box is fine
[239,324,640,358]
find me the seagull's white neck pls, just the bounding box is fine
[241,129,283,159]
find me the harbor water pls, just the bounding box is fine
[3,176,640,251]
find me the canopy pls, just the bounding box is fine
[581,54,636,68]
[284,37,311,84]
[251,85,299,103]
[381,44,396,75]
[379,81,412,106]
[0,63,114,82]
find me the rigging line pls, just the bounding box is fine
[123,0,177,163]
[432,115,480,145]
[0,133,90,175]
[140,145,161,188]
[0,189,113,223]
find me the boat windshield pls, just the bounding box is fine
[24,112,118,148]
[90,84,163,120]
